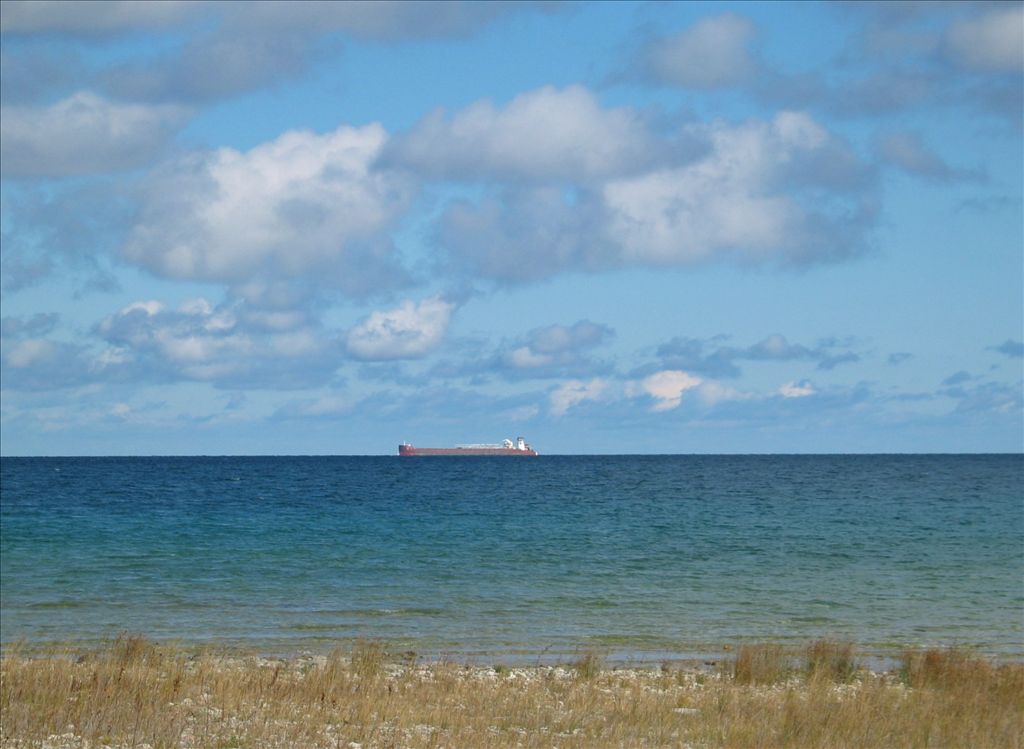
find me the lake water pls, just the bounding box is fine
[2,455,1021,660]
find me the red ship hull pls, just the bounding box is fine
[398,445,538,456]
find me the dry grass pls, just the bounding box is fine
[731,642,791,685]
[805,639,858,683]
[1,636,1022,748]
[570,650,605,680]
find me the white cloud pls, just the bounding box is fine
[499,320,614,375]
[386,85,663,182]
[242,309,308,333]
[944,6,1024,73]
[231,1,532,40]
[0,336,94,389]
[527,320,611,354]
[0,313,59,339]
[696,381,749,406]
[439,110,872,282]
[122,300,165,316]
[603,112,869,267]
[508,346,552,368]
[1,0,527,38]
[122,123,415,296]
[345,296,455,361]
[0,0,197,34]
[645,13,756,88]
[102,27,317,104]
[268,329,321,357]
[549,378,607,417]
[656,333,860,376]
[440,186,611,281]
[157,331,251,365]
[178,298,213,316]
[874,130,980,182]
[94,297,339,387]
[631,370,703,411]
[4,339,58,369]
[779,380,816,398]
[0,91,187,177]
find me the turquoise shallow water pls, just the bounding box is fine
[1,455,1021,659]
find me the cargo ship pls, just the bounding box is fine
[399,437,538,456]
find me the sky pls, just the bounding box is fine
[0,0,1021,456]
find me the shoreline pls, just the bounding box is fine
[3,637,1022,748]
[4,634,1023,668]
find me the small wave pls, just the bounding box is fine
[367,607,446,618]
[296,608,446,619]
[290,623,355,632]
[25,600,89,609]
[589,633,669,646]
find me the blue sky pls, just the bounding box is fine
[1,0,1021,455]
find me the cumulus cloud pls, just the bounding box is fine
[603,112,872,267]
[943,6,1024,73]
[653,335,740,378]
[549,378,607,417]
[694,380,750,406]
[745,334,814,361]
[439,110,875,280]
[230,1,544,41]
[643,13,756,89]
[656,333,860,378]
[102,29,319,103]
[778,380,815,398]
[1,313,59,338]
[521,320,610,355]
[708,4,1024,125]
[0,47,85,105]
[874,130,982,182]
[4,2,548,105]
[345,296,455,361]
[0,0,198,34]
[0,91,187,177]
[92,297,341,388]
[385,85,673,183]
[989,339,1024,358]
[941,370,973,387]
[1,178,128,293]
[121,123,414,297]
[630,370,703,411]
[1,0,530,39]
[949,381,1023,417]
[440,186,616,282]
[426,318,614,382]
[0,323,95,389]
[621,368,750,412]
[747,334,859,370]
[4,338,64,369]
[498,320,614,377]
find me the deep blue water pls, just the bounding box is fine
[1,455,1021,659]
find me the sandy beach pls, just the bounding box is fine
[2,637,1022,748]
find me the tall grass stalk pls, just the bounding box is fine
[731,642,791,685]
[2,637,1021,748]
[805,639,859,683]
